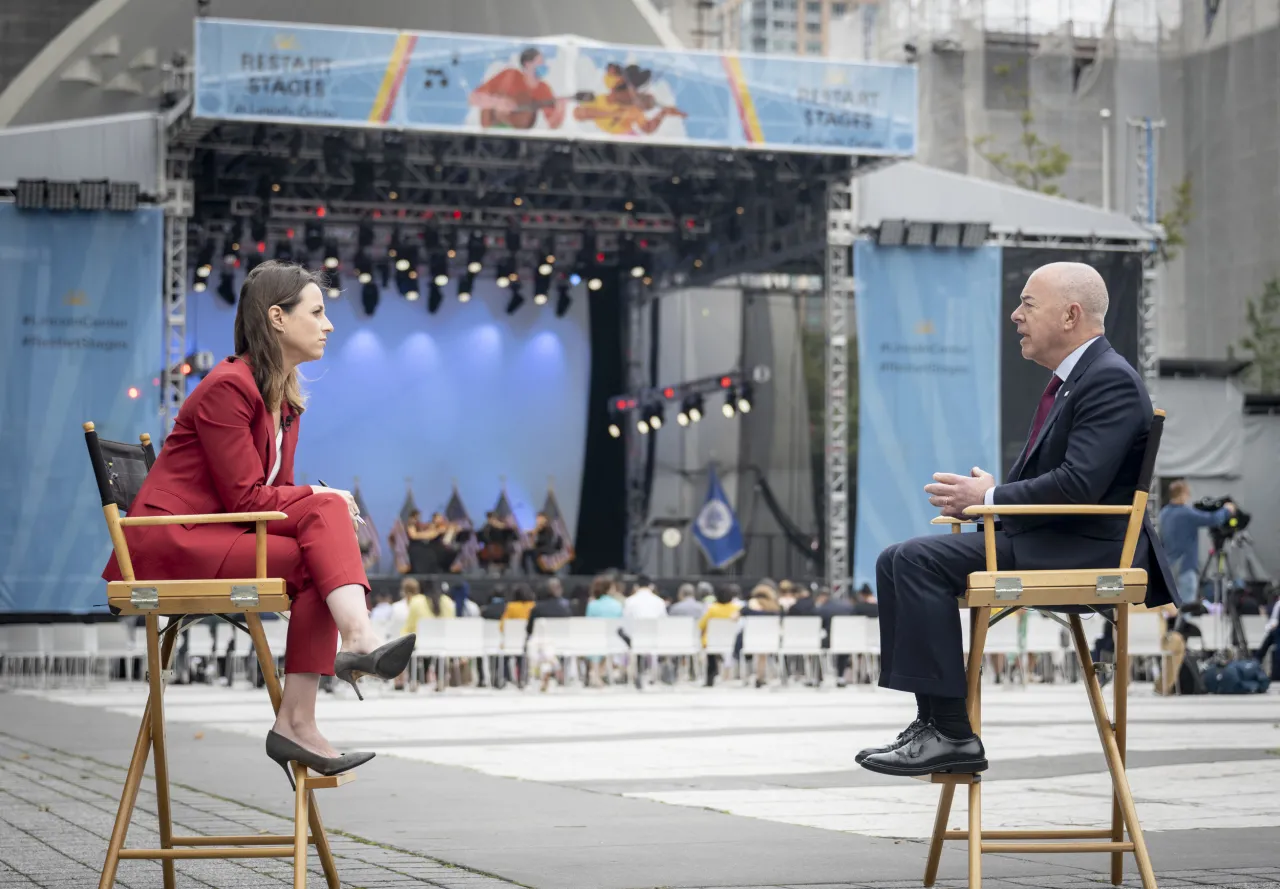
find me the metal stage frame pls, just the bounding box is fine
[154,85,893,594]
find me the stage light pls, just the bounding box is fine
[689,395,703,422]
[323,239,340,269]
[304,221,324,253]
[395,256,411,272]
[505,280,525,315]
[906,222,933,246]
[736,384,753,414]
[457,272,475,303]
[722,395,736,418]
[648,403,664,430]
[361,280,379,315]
[223,221,242,263]
[246,251,265,273]
[466,231,486,271]
[677,408,690,426]
[423,222,441,250]
[194,238,215,278]
[569,273,582,286]
[217,273,236,305]
[608,422,622,438]
[428,283,444,314]
[180,362,192,376]
[587,276,603,291]
[505,221,522,253]
[961,222,990,248]
[354,251,374,284]
[357,218,375,249]
[250,212,267,245]
[933,222,961,248]
[430,251,449,287]
[496,255,516,288]
[534,292,548,306]
[326,271,341,299]
[193,280,207,292]
[636,417,650,435]
[127,386,139,400]
[554,277,572,318]
[877,219,906,246]
[275,240,294,262]
[405,288,420,301]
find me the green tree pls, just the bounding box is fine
[1237,278,1280,393]
[973,108,1072,197]
[1157,175,1193,264]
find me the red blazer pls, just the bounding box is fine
[103,357,314,583]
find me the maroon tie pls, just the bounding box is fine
[1026,375,1064,450]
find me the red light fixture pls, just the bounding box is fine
[452,210,462,220]
[256,241,266,253]
[286,228,295,239]
[595,252,605,262]
[720,376,732,388]
[180,363,192,375]
[316,207,327,218]
[663,387,675,399]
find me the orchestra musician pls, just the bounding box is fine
[477,511,519,575]
[521,512,567,575]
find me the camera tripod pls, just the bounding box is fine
[1195,530,1269,657]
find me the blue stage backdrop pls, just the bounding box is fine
[189,276,591,573]
[0,204,164,614]
[853,241,1002,588]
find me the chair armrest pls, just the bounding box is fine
[962,504,1132,517]
[930,517,976,525]
[118,511,288,527]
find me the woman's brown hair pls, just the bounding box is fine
[233,260,324,414]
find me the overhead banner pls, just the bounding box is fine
[194,19,917,156]
[852,241,1002,588]
[0,205,164,614]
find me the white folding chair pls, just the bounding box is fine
[704,618,740,682]
[481,620,503,686]
[740,615,781,685]
[780,616,824,685]
[441,620,485,689]
[3,625,51,687]
[50,624,98,687]
[413,620,449,690]
[1023,611,1069,683]
[94,620,140,682]
[501,620,530,687]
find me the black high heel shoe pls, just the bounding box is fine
[264,730,375,791]
[332,634,416,700]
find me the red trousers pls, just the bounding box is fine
[217,493,369,675]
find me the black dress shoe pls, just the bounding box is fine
[855,717,928,764]
[859,723,988,777]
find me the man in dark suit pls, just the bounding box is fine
[857,262,1177,777]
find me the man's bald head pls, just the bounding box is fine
[1012,262,1108,370]
[1032,262,1109,326]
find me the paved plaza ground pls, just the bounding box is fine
[1,679,1278,889]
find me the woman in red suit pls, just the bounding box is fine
[104,261,413,783]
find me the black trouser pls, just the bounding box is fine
[705,653,721,685]
[875,532,1014,699]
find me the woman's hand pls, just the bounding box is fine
[313,486,361,530]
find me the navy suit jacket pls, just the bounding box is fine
[993,337,1179,607]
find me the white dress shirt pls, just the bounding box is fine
[623,587,669,623]
[265,427,284,485]
[984,336,1100,505]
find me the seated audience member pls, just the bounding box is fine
[699,585,741,686]
[735,583,782,688]
[501,584,536,628]
[623,575,668,622]
[480,585,508,620]
[859,262,1177,778]
[369,591,394,623]
[527,580,572,690]
[586,572,625,618]
[787,582,816,616]
[852,584,879,618]
[403,579,456,635]
[668,583,707,618]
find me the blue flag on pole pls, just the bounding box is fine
[693,465,745,569]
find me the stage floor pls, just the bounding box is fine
[2,681,1278,889]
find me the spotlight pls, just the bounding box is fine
[193,280,207,292]
[496,255,516,288]
[466,230,486,271]
[360,279,379,315]
[504,220,522,253]
[457,272,475,303]
[357,218,375,249]
[631,265,645,278]
[428,282,444,314]
[608,421,622,439]
[538,262,553,276]
[677,408,690,426]
[217,273,236,305]
[323,239,340,269]
[404,287,420,301]
[736,383,753,414]
[722,394,736,418]
[246,251,265,273]
[587,276,603,291]
[505,279,525,315]
[554,277,572,318]
[274,240,294,262]
[648,403,665,431]
[326,270,341,299]
[194,238,215,278]
[535,264,553,301]
[637,417,651,435]
[304,221,324,253]
[387,226,404,260]
[223,220,243,263]
[534,292,548,306]
[354,251,374,285]
[430,252,449,287]
[688,394,704,422]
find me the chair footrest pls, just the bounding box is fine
[943,829,1114,840]
[301,771,356,790]
[982,841,1135,854]
[171,834,317,846]
[120,846,296,860]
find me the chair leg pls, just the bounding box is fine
[923,782,955,887]
[144,615,177,889]
[245,615,284,713]
[294,763,309,889]
[1111,605,1130,885]
[307,788,341,889]
[968,778,983,888]
[1069,615,1157,889]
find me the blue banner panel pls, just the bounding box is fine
[853,242,1002,589]
[194,19,917,156]
[0,205,164,614]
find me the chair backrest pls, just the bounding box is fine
[51,623,97,655]
[704,618,740,654]
[84,421,156,582]
[780,616,824,652]
[826,615,864,654]
[740,615,781,653]
[1120,408,1165,569]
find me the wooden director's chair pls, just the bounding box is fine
[922,409,1165,889]
[84,422,351,889]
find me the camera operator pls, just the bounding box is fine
[1158,479,1235,603]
